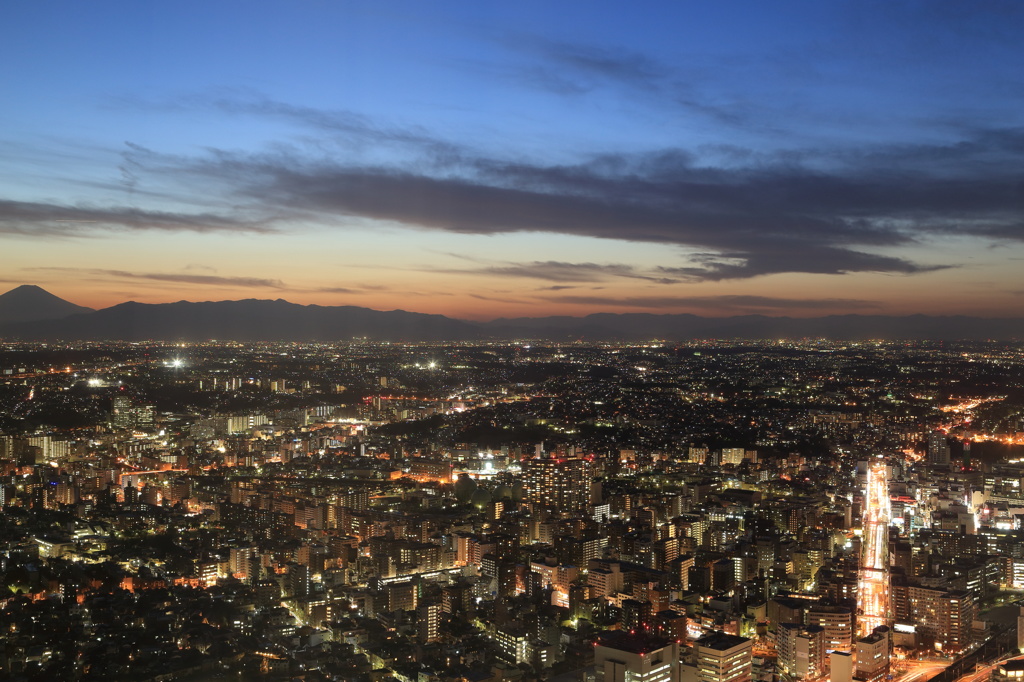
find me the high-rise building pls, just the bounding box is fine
[417,603,442,643]
[383,580,418,612]
[721,448,745,465]
[27,436,70,464]
[894,584,974,653]
[940,590,974,653]
[229,546,259,582]
[523,456,592,512]
[807,605,854,653]
[928,432,951,467]
[695,632,753,682]
[777,624,826,680]
[688,446,708,464]
[595,630,681,682]
[111,395,154,430]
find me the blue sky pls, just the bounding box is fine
[2,1,1022,319]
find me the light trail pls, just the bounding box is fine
[858,458,892,638]
[893,661,948,682]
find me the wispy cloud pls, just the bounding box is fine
[518,38,667,89]
[468,293,532,304]
[29,267,284,289]
[546,294,879,312]
[314,286,359,294]
[434,260,678,284]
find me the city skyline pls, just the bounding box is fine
[2,2,1023,321]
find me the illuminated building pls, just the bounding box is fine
[27,436,69,463]
[695,632,752,682]
[111,395,154,430]
[928,432,951,467]
[418,603,442,643]
[854,627,889,682]
[777,624,826,680]
[995,658,1024,682]
[807,604,853,652]
[383,580,417,612]
[495,626,530,665]
[893,585,973,653]
[523,456,592,512]
[595,630,681,682]
[721,448,745,465]
[229,546,259,582]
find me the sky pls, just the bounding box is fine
[1,1,1023,321]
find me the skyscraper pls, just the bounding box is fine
[927,432,950,467]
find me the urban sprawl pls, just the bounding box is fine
[2,340,1024,682]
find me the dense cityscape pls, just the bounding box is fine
[2,339,1024,681]
[4,0,1023,680]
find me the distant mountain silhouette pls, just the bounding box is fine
[0,297,481,341]
[1,287,1022,341]
[0,285,93,324]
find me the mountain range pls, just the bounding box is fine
[0,284,1022,341]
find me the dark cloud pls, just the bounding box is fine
[17,93,1024,281]
[968,222,1024,242]
[547,294,879,312]
[656,248,951,282]
[0,198,269,236]
[208,157,949,280]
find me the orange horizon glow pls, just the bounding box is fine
[5,222,1023,322]
[30,287,1024,323]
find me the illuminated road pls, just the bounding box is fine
[927,622,1019,682]
[858,458,892,637]
[955,652,1019,682]
[893,661,949,682]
